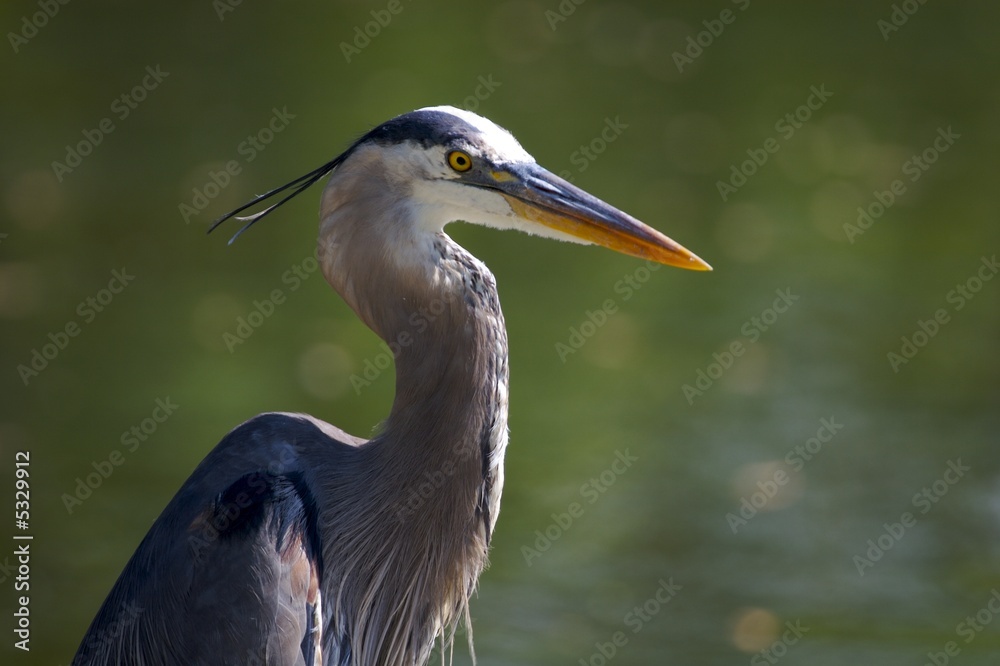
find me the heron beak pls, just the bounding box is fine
[494,164,711,271]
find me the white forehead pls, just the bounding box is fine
[420,105,534,164]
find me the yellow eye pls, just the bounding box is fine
[447,150,473,172]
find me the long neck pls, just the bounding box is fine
[318,210,509,664]
[378,237,509,533]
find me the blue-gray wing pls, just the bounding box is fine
[71,413,355,666]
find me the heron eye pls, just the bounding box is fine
[447,150,473,172]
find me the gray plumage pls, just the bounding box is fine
[73,106,709,666]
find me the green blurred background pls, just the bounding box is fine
[2,1,999,664]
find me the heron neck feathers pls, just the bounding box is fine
[317,202,510,665]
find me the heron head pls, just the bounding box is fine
[341,106,710,271]
[211,105,710,271]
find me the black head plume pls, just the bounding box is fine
[208,107,488,245]
[207,153,349,245]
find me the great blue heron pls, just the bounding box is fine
[73,106,710,665]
